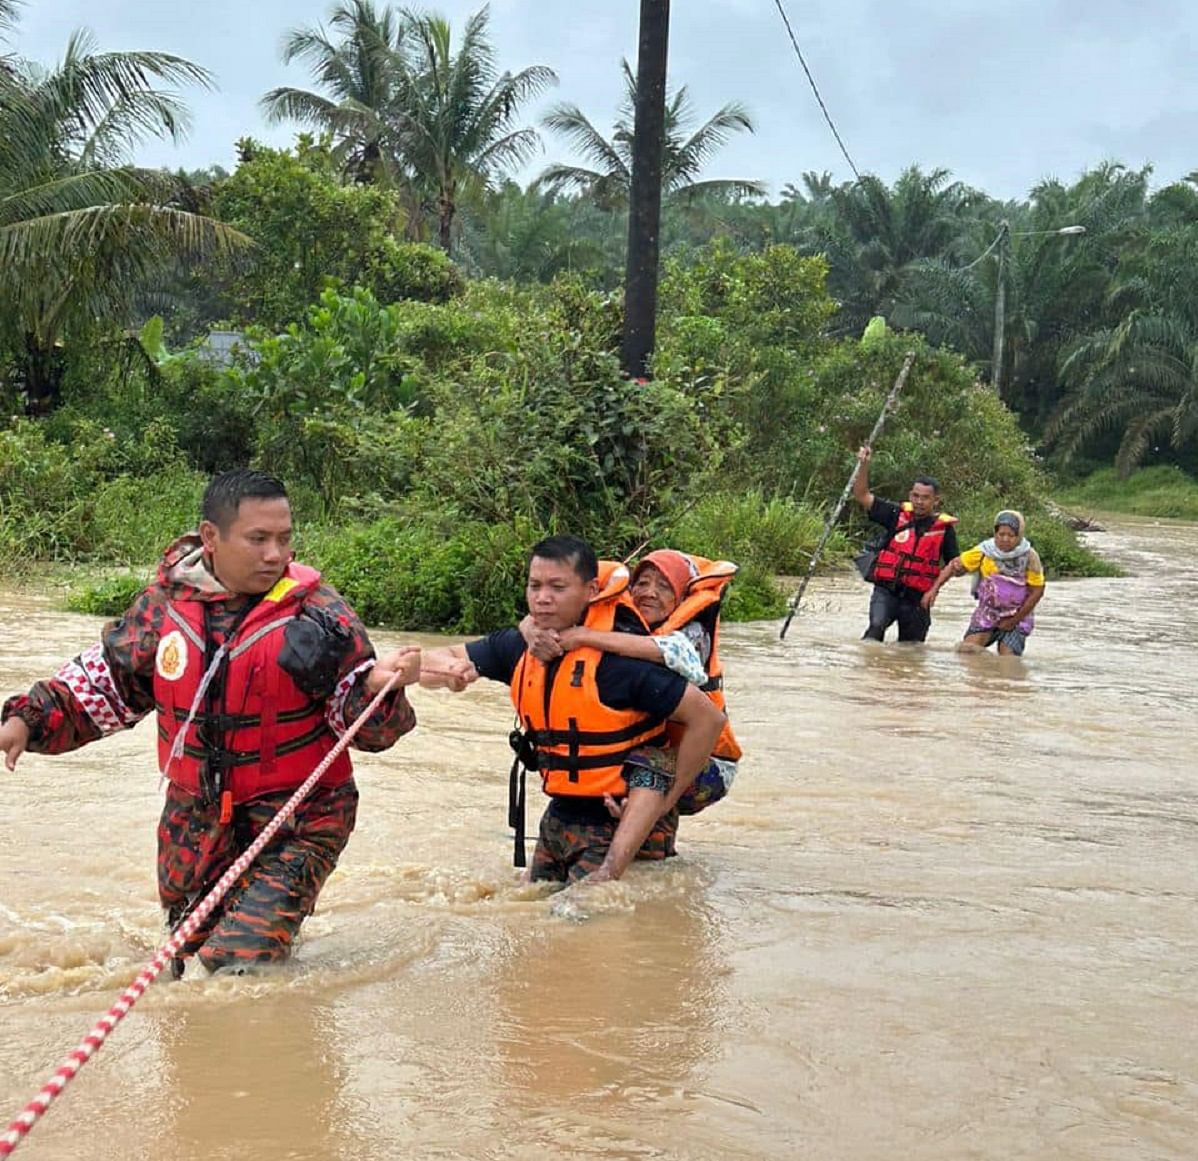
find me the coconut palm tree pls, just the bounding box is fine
[264,4,553,253]
[388,7,555,252]
[0,10,248,411]
[260,0,407,186]
[537,60,765,210]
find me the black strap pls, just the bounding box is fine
[530,716,667,747]
[164,718,333,766]
[507,749,527,868]
[159,702,318,728]
[534,728,670,774]
[197,599,260,805]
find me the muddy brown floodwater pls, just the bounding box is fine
[1,517,1195,1160]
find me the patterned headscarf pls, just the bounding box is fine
[994,509,1025,537]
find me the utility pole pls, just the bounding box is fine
[990,219,1009,395]
[620,0,670,380]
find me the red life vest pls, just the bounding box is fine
[153,563,352,806]
[634,553,743,763]
[871,505,958,594]
[510,561,670,799]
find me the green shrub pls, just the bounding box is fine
[65,573,149,616]
[212,143,414,330]
[419,343,716,550]
[671,490,850,575]
[158,357,257,473]
[721,562,787,622]
[90,471,206,564]
[0,419,102,563]
[306,513,534,633]
[390,298,513,369]
[367,238,465,305]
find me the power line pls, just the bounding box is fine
[770,0,862,183]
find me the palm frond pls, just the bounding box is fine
[669,177,767,202]
[669,102,756,186]
[260,86,347,128]
[542,103,627,178]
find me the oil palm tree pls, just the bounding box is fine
[0,9,248,410]
[537,60,765,210]
[807,165,977,336]
[892,163,1149,416]
[1048,223,1198,474]
[1050,307,1198,475]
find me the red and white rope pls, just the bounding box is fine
[0,668,405,1157]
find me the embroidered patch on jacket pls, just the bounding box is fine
[156,630,188,682]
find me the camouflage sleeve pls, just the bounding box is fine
[1,588,161,754]
[308,585,417,752]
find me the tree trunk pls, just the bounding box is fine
[22,334,65,416]
[621,0,670,381]
[356,140,382,185]
[438,196,454,254]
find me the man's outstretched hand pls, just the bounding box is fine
[0,716,30,771]
[366,646,422,694]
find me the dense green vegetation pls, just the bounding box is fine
[3,1,1188,630]
[1057,467,1198,521]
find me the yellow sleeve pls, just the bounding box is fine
[1026,548,1045,587]
[958,546,984,573]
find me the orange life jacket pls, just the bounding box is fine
[634,553,743,763]
[153,563,352,810]
[871,505,958,594]
[510,561,670,799]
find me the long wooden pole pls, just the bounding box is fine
[779,351,916,640]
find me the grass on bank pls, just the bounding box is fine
[55,490,847,624]
[1056,465,1198,521]
[56,486,1118,624]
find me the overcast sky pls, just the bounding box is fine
[11,0,1196,200]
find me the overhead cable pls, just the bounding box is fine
[770,0,862,182]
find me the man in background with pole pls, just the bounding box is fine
[852,446,959,644]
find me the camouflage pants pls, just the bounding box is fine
[157,778,358,973]
[530,797,679,884]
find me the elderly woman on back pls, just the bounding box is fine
[921,510,1045,656]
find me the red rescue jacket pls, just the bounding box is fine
[153,563,352,805]
[872,505,958,594]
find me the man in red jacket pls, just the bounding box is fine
[0,469,420,975]
[852,445,959,643]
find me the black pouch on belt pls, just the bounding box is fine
[279,604,355,699]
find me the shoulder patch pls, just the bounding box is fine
[265,576,300,603]
[155,630,188,682]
